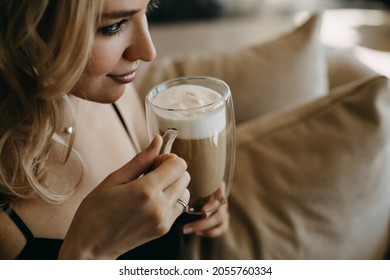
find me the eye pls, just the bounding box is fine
[99,19,128,36]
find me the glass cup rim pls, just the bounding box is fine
[146,76,231,112]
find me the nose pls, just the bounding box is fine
[123,17,156,62]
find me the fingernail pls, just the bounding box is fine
[182,226,194,235]
[148,135,160,150]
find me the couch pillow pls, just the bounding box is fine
[180,76,390,260]
[326,47,379,89]
[135,14,328,124]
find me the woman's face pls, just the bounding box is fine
[70,0,156,103]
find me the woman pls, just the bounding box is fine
[0,0,229,259]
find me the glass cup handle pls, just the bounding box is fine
[160,128,179,154]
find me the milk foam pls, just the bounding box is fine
[154,84,220,109]
[153,84,226,139]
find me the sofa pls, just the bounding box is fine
[134,14,390,259]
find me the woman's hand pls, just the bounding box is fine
[58,135,190,259]
[182,202,229,238]
[182,185,230,238]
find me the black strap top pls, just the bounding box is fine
[6,104,182,260]
[9,208,182,260]
[9,209,64,260]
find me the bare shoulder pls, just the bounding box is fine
[0,210,25,259]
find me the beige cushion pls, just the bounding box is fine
[179,76,390,260]
[135,14,328,125]
[327,48,379,90]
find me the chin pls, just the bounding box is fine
[74,86,126,104]
[97,90,125,104]
[97,83,129,104]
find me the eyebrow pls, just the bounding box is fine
[101,9,141,20]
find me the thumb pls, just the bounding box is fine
[109,135,162,184]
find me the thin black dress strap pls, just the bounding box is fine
[112,103,130,137]
[8,209,34,241]
[112,103,140,153]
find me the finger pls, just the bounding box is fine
[187,211,223,233]
[200,184,227,213]
[216,182,227,201]
[172,188,190,215]
[109,135,162,184]
[164,170,191,204]
[141,155,188,191]
[149,153,176,171]
[161,187,190,231]
[198,220,229,238]
[183,203,229,236]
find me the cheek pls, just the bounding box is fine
[86,41,122,75]
[70,38,128,101]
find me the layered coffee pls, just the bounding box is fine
[153,84,227,199]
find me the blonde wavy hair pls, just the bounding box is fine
[0,0,103,209]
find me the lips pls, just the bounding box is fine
[107,70,136,84]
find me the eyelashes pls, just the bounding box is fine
[99,19,128,36]
[98,0,160,37]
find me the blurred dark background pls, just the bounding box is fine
[147,0,390,23]
[147,0,223,22]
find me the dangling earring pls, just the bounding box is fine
[62,126,74,135]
